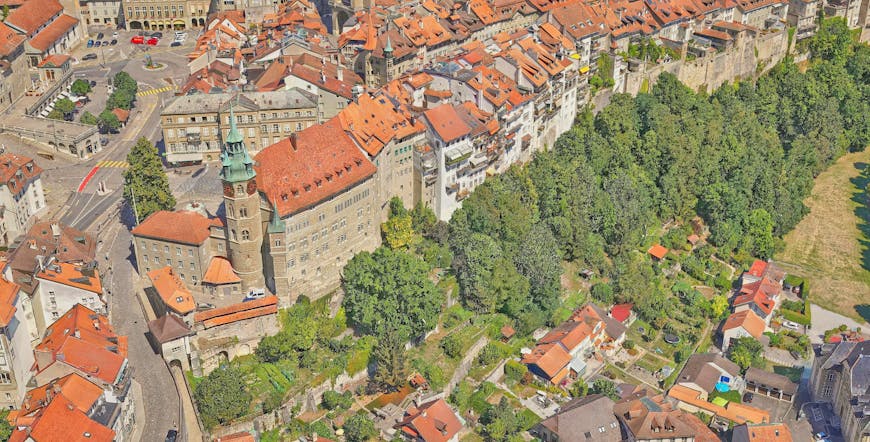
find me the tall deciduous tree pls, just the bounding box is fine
[372,330,405,391]
[194,367,251,428]
[344,414,377,442]
[342,247,442,341]
[123,137,175,223]
[80,111,98,126]
[98,109,120,133]
[71,79,92,96]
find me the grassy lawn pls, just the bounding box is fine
[635,353,666,373]
[771,364,804,383]
[777,149,870,324]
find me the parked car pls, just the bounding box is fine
[86,39,94,47]
[814,432,829,441]
[146,37,159,46]
[110,39,117,45]
[152,32,163,38]
[783,320,801,330]
[102,41,109,46]
[196,302,216,311]
[165,429,178,442]
[96,32,104,39]
[743,392,754,403]
[94,40,101,47]
[82,53,98,61]
[130,36,144,44]
[89,80,97,87]
[112,31,119,39]
[244,288,266,301]
[170,41,182,47]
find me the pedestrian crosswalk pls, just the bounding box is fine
[96,160,129,168]
[136,85,176,97]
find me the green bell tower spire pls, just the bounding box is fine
[220,101,256,183]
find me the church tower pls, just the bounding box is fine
[265,201,290,303]
[221,105,265,292]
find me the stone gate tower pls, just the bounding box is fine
[220,105,265,291]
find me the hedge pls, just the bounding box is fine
[781,307,811,326]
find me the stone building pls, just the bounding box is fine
[81,0,122,26]
[0,277,36,410]
[810,341,870,442]
[160,89,320,165]
[122,0,208,30]
[0,154,46,247]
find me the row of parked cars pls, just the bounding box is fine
[86,31,119,48]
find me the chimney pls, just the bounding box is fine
[74,330,81,339]
[320,71,326,83]
[337,65,343,82]
[289,133,299,151]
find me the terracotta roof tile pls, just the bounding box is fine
[194,295,278,328]
[648,244,668,259]
[5,0,63,35]
[111,108,129,123]
[28,14,78,52]
[147,266,195,315]
[668,385,770,424]
[610,303,633,323]
[0,277,18,327]
[0,21,25,57]
[722,310,765,338]
[147,314,191,343]
[734,423,793,441]
[202,256,241,285]
[423,104,472,143]
[36,262,102,294]
[395,399,463,442]
[19,373,103,417]
[521,342,571,381]
[132,210,222,246]
[36,53,69,68]
[0,153,42,194]
[27,393,114,441]
[254,119,376,217]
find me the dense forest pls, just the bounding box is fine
[448,18,869,333]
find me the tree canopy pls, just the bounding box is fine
[194,366,251,428]
[123,137,175,223]
[71,79,92,96]
[342,246,442,341]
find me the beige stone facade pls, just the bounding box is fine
[160,89,319,165]
[123,0,209,30]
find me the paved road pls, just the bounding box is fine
[102,219,180,442]
[808,304,869,344]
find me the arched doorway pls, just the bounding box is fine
[143,20,150,29]
[198,18,205,26]
[191,18,197,28]
[129,20,142,29]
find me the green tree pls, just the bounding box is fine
[71,79,92,96]
[592,379,618,400]
[381,212,414,250]
[194,367,251,428]
[569,378,589,398]
[344,414,377,442]
[98,109,121,133]
[342,247,442,341]
[0,409,12,441]
[46,109,64,120]
[123,137,176,223]
[441,333,462,359]
[107,89,134,110]
[113,71,138,94]
[54,98,75,115]
[321,390,353,410]
[1,5,9,20]
[372,331,405,391]
[591,282,615,304]
[710,294,730,319]
[809,17,853,65]
[80,111,98,126]
[728,337,764,370]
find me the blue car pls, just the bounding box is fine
[86,39,94,47]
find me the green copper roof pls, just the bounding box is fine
[384,36,393,54]
[220,101,256,184]
[267,201,284,234]
[225,103,244,144]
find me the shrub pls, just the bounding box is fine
[321,390,353,411]
[477,343,504,366]
[505,360,527,384]
[441,333,462,359]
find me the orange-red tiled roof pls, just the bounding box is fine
[0,277,19,327]
[28,14,79,52]
[111,108,129,123]
[396,399,463,442]
[255,119,376,217]
[521,342,571,380]
[722,310,766,339]
[668,385,770,424]
[647,244,668,259]
[25,393,114,442]
[747,260,768,278]
[36,53,69,68]
[610,303,633,323]
[19,373,103,417]
[132,210,222,246]
[35,304,127,384]
[0,153,42,194]
[194,295,278,328]
[0,21,25,57]
[36,262,102,294]
[147,266,195,315]
[739,423,793,441]
[5,0,63,36]
[423,104,472,143]
[202,256,241,285]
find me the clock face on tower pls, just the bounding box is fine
[223,182,234,197]
[247,180,257,195]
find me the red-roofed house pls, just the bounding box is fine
[421,103,477,220]
[395,398,464,442]
[191,296,280,374]
[33,304,130,391]
[5,0,82,64]
[721,309,767,350]
[0,153,46,247]
[34,261,104,323]
[146,266,196,321]
[13,372,136,442]
[131,208,227,286]
[648,244,669,260]
[0,276,36,410]
[609,303,635,325]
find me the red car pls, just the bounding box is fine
[146,37,159,46]
[130,36,144,44]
